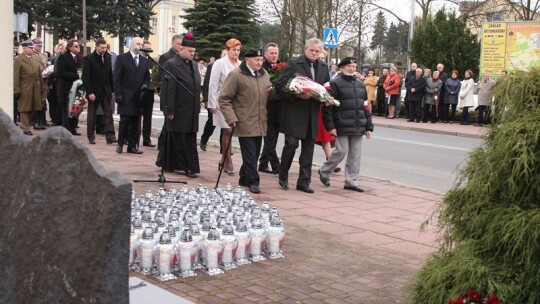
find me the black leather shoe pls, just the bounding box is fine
[200,143,207,151]
[319,170,330,186]
[278,180,288,190]
[106,138,118,144]
[88,139,96,145]
[271,167,280,174]
[249,184,261,194]
[185,170,197,178]
[296,185,314,193]
[116,145,123,154]
[127,147,143,154]
[258,165,273,174]
[143,141,156,147]
[71,131,81,136]
[344,185,365,192]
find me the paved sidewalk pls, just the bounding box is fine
[371,115,487,139]
[26,122,452,303]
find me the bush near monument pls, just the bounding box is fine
[410,68,540,303]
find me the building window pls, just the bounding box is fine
[150,17,157,34]
[486,12,503,22]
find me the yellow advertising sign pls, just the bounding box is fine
[480,23,507,77]
[481,22,540,77]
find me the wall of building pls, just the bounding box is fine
[1,2,14,119]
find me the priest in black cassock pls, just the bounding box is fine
[155,33,201,178]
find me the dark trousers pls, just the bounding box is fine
[408,100,422,121]
[279,135,315,187]
[200,109,216,145]
[259,122,280,170]
[141,101,153,142]
[158,118,167,150]
[87,96,114,141]
[376,96,386,116]
[36,110,47,126]
[118,115,138,148]
[423,104,437,122]
[239,137,262,187]
[438,98,445,121]
[57,101,76,133]
[13,95,19,124]
[461,107,471,124]
[443,104,457,122]
[47,90,57,123]
[477,105,488,125]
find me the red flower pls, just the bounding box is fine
[272,64,278,70]
[279,62,285,68]
[485,293,501,304]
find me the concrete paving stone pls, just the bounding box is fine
[265,292,290,302]
[246,285,271,296]
[214,292,238,300]
[323,298,349,304]
[400,188,438,198]
[267,200,313,210]
[396,212,431,222]
[307,222,365,236]
[243,293,268,302]
[379,241,435,256]
[392,195,431,204]
[357,194,394,204]
[303,299,326,304]
[294,207,343,218]
[351,221,409,234]
[325,205,372,216]
[198,295,227,304]
[339,231,401,246]
[168,282,198,293]
[387,228,438,244]
[327,282,358,293]
[312,193,363,203]
[227,287,254,297]
[279,289,311,300]
[323,214,374,226]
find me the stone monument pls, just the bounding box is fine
[0,109,131,303]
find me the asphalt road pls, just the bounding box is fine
[143,104,483,193]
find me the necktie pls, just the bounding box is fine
[73,55,77,63]
[135,55,139,67]
[254,70,258,78]
[310,62,315,80]
[101,54,104,64]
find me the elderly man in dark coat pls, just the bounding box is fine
[275,38,330,194]
[113,37,150,154]
[220,49,272,194]
[406,68,426,123]
[155,33,201,178]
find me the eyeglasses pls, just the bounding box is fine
[73,45,80,48]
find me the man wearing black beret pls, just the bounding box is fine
[219,49,271,193]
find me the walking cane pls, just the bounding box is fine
[214,125,235,189]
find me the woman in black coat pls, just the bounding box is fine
[376,68,388,116]
[443,70,461,123]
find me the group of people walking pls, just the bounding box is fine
[157,35,374,194]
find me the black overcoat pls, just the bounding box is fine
[82,50,113,101]
[275,55,330,139]
[56,51,80,104]
[113,52,150,116]
[162,54,201,133]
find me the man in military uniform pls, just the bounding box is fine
[14,40,43,135]
[32,38,49,129]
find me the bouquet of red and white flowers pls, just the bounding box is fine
[68,79,87,118]
[286,74,340,106]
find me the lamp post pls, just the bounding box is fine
[407,0,414,69]
[82,0,87,56]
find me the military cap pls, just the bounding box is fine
[20,40,34,48]
[32,38,43,46]
[338,57,357,67]
[245,49,263,58]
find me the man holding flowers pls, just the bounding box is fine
[275,38,330,193]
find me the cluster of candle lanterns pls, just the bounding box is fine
[129,184,286,281]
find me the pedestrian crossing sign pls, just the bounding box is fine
[323,28,338,49]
